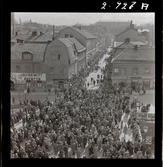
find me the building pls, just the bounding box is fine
[115,21,147,44]
[11,42,48,91]
[111,43,155,91]
[44,38,84,89]
[95,21,130,35]
[58,26,97,63]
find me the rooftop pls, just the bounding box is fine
[11,34,31,42]
[11,43,48,62]
[114,48,155,61]
[60,26,96,39]
[115,27,138,37]
[67,38,86,52]
[57,38,77,63]
[114,41,148,48]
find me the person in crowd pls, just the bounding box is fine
[10,52,153,159]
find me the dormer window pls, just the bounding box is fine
[22,52,33,60]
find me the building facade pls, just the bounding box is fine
[44,38,78,89]
[58,26,97,63]
[111,44,155,91]
[11,42,48,91]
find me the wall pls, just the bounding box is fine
[116,29,146,43]
[111,61,155,87]
[45,39,69,82]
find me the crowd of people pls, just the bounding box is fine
[10,51,153,159]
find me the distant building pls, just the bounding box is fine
[111,43,155,90]
[58,26,97,63]
[115,21,147,44]
[95,21,130,35]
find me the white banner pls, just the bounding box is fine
[11,73,46,83]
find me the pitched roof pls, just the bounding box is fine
[11,43,48,62]
[114,48,155,61]
[67,38,86,52]
[60,26,96,39]
[57,38,76,63]
[115,28,138,37]
[11,34,31,42]
[114,41,147,48]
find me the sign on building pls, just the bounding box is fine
[11,73,46,83]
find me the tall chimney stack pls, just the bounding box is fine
[52,25,55,40]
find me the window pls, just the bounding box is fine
[65,34,69,38]
[16,65,21,72]
[22,52,32,60]
[70,35,74,38]
[26,80,31,87]
[50,67,55,74]
[132,67,138,75]
[121,68,126,75]
[144,67,150,75]
[25,66,31,73]
[37,80,42,88]
[58,54,62,60]
[51,51,57,60]
[59,67,64,74]
[35,66,42,74]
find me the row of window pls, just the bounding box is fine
[51,54,62,61]
[65,34,74,38]
[26,81,42,88]
[115,67,151,75]
[15,65,42,73]
[50,67,64,74]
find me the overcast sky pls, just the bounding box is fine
[14,13,155,26]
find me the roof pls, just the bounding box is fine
[60,26,96,39]
[67,38,86,52]
[115,28,138,37]
[35,34,54,41]
[114,41,147,48]
[11,34,31,42]
[57,38,77,63]
[114,48,155,61]
[11,43,48,62]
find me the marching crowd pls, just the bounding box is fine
[10,52,153,159]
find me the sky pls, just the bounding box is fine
[14,13,155,26]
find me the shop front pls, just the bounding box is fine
[11,73,46,91]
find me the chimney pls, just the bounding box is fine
[130,20,134,29]
[134,45,138,50]
[15,31,18,36]
[125,38,130,43]
[52,25,55,40]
